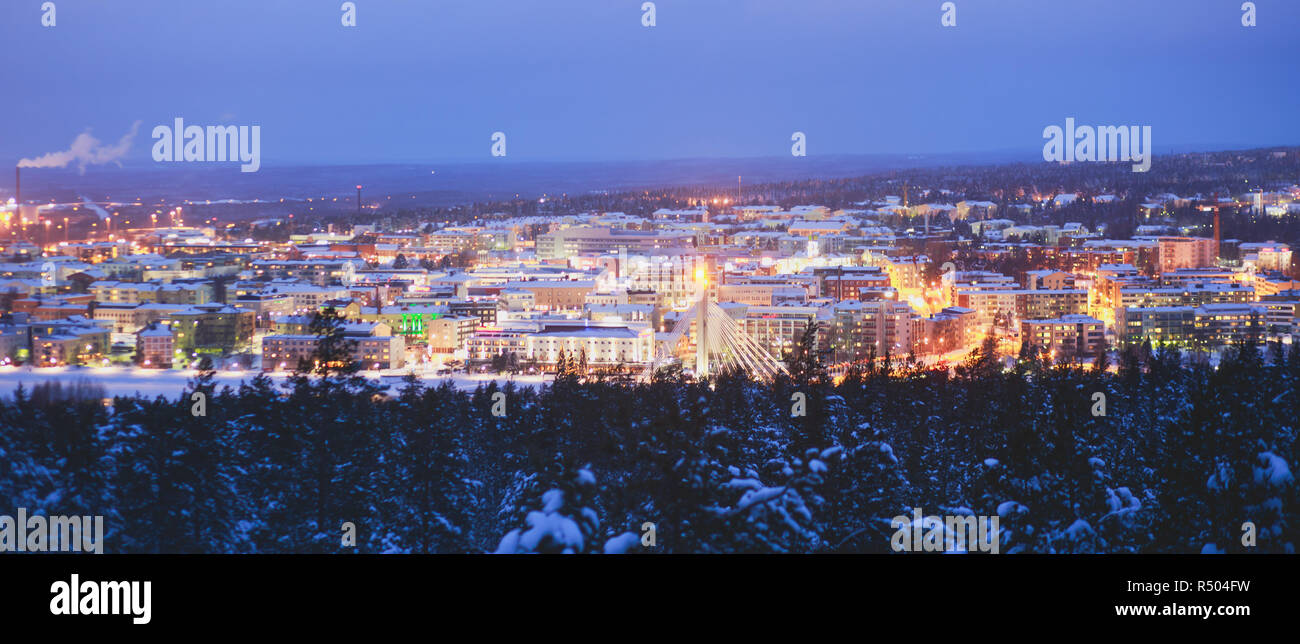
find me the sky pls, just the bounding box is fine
[1,0,1298,168]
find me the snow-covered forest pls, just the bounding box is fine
[1,334,1295,554]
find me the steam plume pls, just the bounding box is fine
[18,120,142,173]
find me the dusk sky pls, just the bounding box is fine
[2,0,1297,166]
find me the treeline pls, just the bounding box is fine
[0,337,1296,553]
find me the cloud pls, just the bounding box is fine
[18,121,143,173]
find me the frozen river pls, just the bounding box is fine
[0,366,553,400]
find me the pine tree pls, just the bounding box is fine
[382,376,471,552]
[302,306,360,377]
[785,317,828,388]
[494,467,603,554]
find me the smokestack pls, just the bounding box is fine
[1211,193,1222,260]
[356,185,362,217]
[1214,209,1221,259]
[14,166,19,210]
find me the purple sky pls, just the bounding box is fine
[2,0,1297,168]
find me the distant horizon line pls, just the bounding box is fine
[8,142,1298,174]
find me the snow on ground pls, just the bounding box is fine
[0,366,554,400]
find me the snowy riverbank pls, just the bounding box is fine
[0,366,554,400]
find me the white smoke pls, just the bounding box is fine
[80,196,111,221]
[18,120,142,173]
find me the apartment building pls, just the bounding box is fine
[466,323,654,367]
[29,320,111,367]
[1118,303,1265,347]
[536,227,694,260]
[167,304,255,356]
[736,305,826,360]
[1020,314,1105,358]
[136,323,175,368]
[920,306,977,355]
[92,302,186,334]
[1193,303,1265,346]
[1118,306,1196,347]
[828,299,920,360]
[500,280,598,311]
[1155,237,1217,273]
[262,321,405,371]
[1015,289,1089,321]
[427,315,479,354]
[251,259,361,286]
[230,292,296,329]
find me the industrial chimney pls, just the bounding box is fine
[1211,193,1222,260]
[1213,209,1221,259]
[8,166,16,243]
